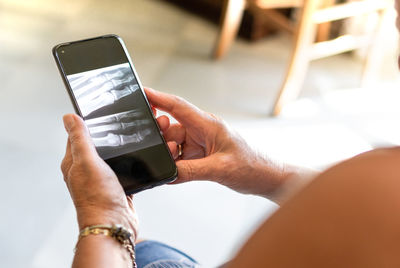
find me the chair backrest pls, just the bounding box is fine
[251,0,303,9]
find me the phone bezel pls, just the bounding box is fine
[52,34,178,194]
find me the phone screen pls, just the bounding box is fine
[54,35,176,193]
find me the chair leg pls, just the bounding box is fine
[272,0,319,116]
[212,0,246,59]
[361,7,390,87]
[316,0,335,42]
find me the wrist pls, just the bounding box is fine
[255,155,319,203]
[253,155,288,193]
[77,209,137,238]
[221,149,293,197]
[73,230,133,268]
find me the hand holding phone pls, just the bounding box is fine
[53,35,177,194]
[61,113,139,233]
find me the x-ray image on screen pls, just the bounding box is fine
[67,63,163,160]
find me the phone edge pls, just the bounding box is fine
[52,43,83,116]
[113,35,178,190]
[52,34,178,194]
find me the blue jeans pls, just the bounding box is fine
[135,240,199,268]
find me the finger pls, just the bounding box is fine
[144,88,207,126]
[63,114,98,162]
[167,141,178,159]
[163,124,186,144]
[174,156,216,183]
[156,115,170,132]
[151,106,157,117]
[61,139,72,179]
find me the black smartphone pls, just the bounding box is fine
[53,34,177,194]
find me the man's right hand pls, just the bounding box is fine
[145,88,293,198]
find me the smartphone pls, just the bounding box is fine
[53,34,177,194]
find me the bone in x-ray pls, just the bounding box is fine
[86,110,152,148]
[71,68,134,99]
[79,83,139,117]
[70,64,139,117]
[92,129,152,148]
[86,110,150,135]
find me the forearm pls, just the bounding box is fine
[255,160,318,204]
[221,152,319,205]
[265,161,319,205]
[73,234,131,268]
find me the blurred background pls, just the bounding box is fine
[0,0,399,267]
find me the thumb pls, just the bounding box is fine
[63,114,98,161]
[175,155,220,183]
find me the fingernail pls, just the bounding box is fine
[63,115,75,133]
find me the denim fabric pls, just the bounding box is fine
[135,240,200,268]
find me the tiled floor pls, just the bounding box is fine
[0,1,399,267]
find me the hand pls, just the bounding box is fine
[146,88,288,197]
[61,114,138,238]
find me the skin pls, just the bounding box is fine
[62,89,304,268]
[62,115,138,268]
[62,2,400,266]
[145,87,310,201]
[230,147,400,267]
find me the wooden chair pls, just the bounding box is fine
[213,0,303,59]
[212,0,392,115]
